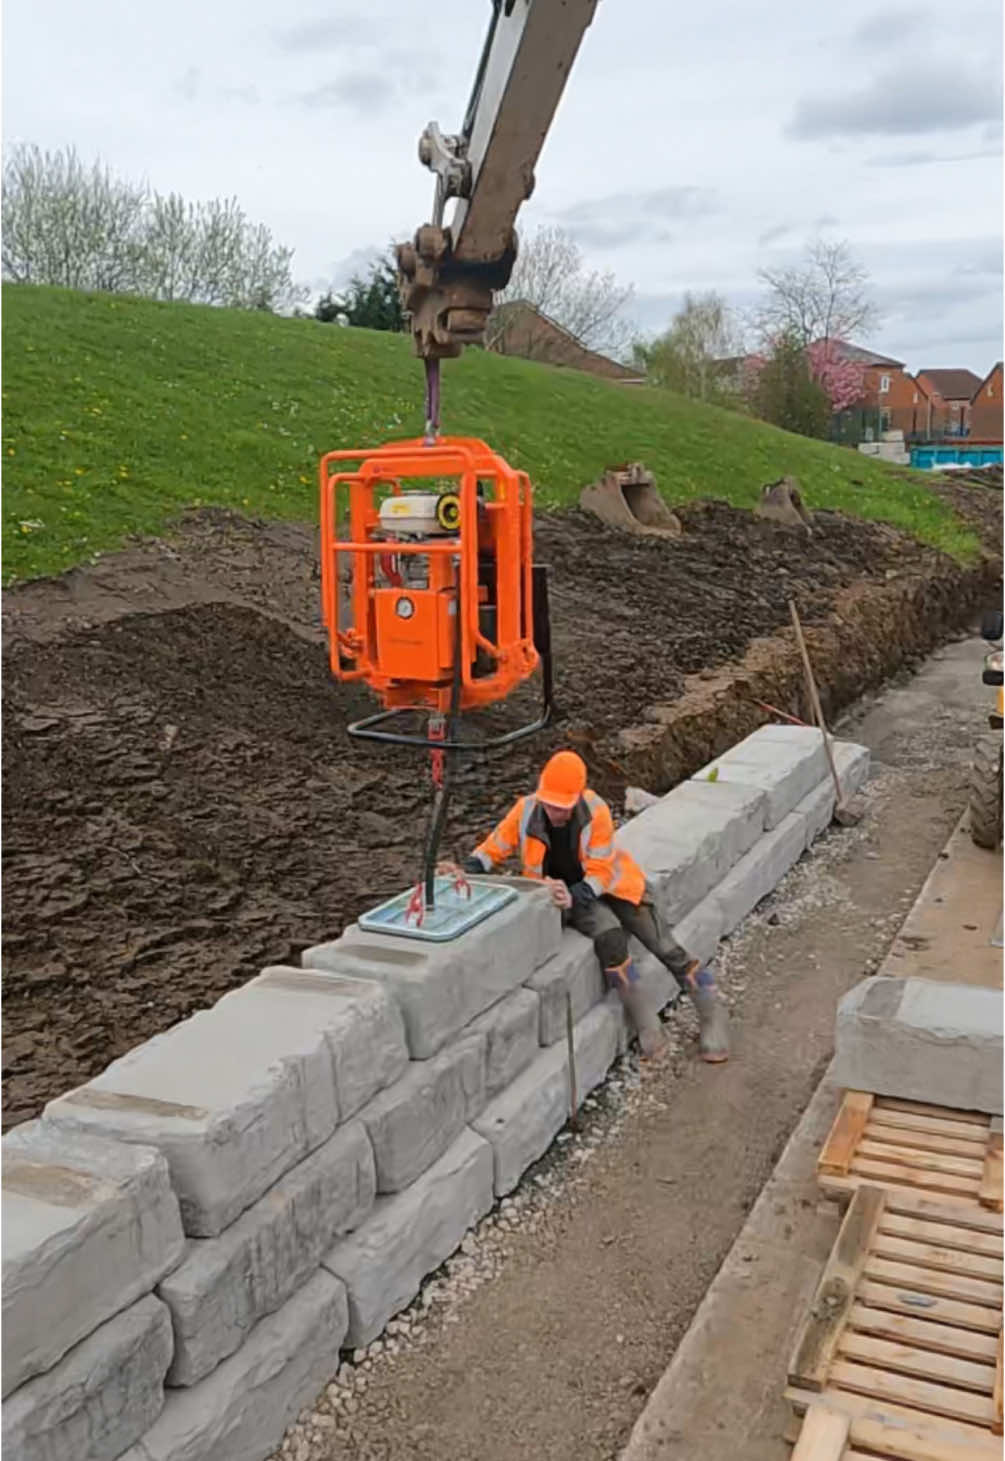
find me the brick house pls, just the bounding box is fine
[915,368,983,437]
[486,300,644,382]
[831,340,933,438]
[969,362,1003,442]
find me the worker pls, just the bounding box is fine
[443,750,729,1062]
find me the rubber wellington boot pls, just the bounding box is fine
[606,960,667,1061]
[682,962,729,1063]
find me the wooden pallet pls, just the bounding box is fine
[785,1183,1003,1459]
[817,1091,1003,1213]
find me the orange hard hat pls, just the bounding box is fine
[536,750,587,809]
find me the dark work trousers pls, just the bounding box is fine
[565,890,693,984]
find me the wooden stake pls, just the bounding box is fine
[565,991,579,1131]
[789,600,860,825]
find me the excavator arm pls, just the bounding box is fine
[396,0,599,362]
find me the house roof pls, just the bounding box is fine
[916,368,983,400]
[828,339,905,368]
[972,362,1004,400]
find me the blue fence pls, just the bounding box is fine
[910,443,1004,470]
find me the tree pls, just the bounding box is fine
[745,332,832,439]
[633,291,744,402]
[756,237,877,348]
[486,224,635,362]
[2,143,308,313]
[316,251,404,331]
[806,338,866,412]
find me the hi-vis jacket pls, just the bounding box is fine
[471,790,646,904]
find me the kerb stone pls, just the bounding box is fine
[472,1001,622,1195]
[465,989,540,1098]
[615,780,767,926]
[323,1128,493,1347]
[2,1122,183,1396]
[833,976,1004,1115]
[159,1120,374,1387]
[302,883,561,1057]
[357,1035,486,1193]
[121,1272,348,1461]
[2,1294,172,1461]
[526,929,605,1045]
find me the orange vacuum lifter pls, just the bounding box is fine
[319,435,553,927]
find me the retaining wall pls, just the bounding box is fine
[2,725,869,1461]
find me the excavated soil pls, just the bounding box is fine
[3,495,1000,1125]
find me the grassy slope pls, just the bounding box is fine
[2,283,977,583]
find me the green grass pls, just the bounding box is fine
[2,283,978,583]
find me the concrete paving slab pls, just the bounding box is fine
[2,1122,184,1395]
[122,1272,347,1461]
[302,885,561,1058]
[323,1128,493,1347]
[616,779,767,926]
[465,989,541,1098]
[693,726,828,828]
[357,1034,486,1193]
[2,1294,172,1461]
[833,974,1003,1114]
[159,1120,373,1386]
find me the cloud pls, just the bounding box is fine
[174,67,200,102]
[553,186,718,249]
[297,73,394,113]
[786,63,1001,138]
[866,149,938,168]
[850,9,930,47]
[274,18,378,52]
[757,223,792,247]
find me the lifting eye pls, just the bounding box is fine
[394,596,416,620]
[436,492,461,531]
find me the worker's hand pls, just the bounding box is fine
[436,860,462,879]
[544,877,572,910]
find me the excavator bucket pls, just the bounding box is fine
[755,476,814,532]
[579,463,682,537]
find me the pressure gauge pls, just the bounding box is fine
[394,596,416,620]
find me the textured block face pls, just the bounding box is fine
[526,929,605,1045]
[465,988,541,1097]
[2,1294,173,1461]
[2,1123,184,1395]
[615,779,768,925]
[672,894,726,969]
[159,1121,374,1386]
[472,1001,622,1196]
[323,1129,494,1347]
[43,995,341,1237]
[357,1035,487,1193]
[694,726,828,828]
[302,885,561,1057]
[122,1273,349,1461]
[711,813,808,934]
[834,977,1004,1115]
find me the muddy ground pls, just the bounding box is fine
[2,491,1000,1125]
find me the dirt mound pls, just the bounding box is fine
[2,501,997,1126]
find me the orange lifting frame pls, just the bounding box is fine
[319,436,539,714]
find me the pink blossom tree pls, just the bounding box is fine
[807,339,866,411]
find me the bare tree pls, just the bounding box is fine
[635,291,745,402]
[486,224,635,362]
[2,142,308,313]
[756,237,877,347]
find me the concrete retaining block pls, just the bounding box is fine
[159,1121,374,1387]
[616,780,767,925]
[121,1272,348,1461]
[712,812,808,934]
[323,1128,493,1347]
[244,966,409,1119]
[526,929,605,1045]
[357,1035,486,1194]
[833,977,1004,1115]
[472,1001,622,1196]
[794,741,871,845]
[693,725,828,829]
[302,884,561,1058]
[673,893,727,969]
[465,988,540,1098]
[2,1123,184,1396]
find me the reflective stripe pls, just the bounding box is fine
[472,850,493,872]
[585,874,605,896]
[589,841,614,859]
[519,797,537,840]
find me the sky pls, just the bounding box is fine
[4,0,1003,373]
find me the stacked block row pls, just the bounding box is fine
[2,725,868,1461]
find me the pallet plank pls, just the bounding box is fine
[994,1328,1003,1437]
[978,1134,1003,1215]
[865,1121,990,1161]
[857,1279,1002,1335]
[879,1212,1004,1259]
[837,1331,996,1394]
[820,1092,875,1177]
[850,1156,981,1198]
[871,1234,1003,1283]
[847,1303,1000,1362]
[787,1384,1003,1460]
[858,1139,986,1180]
[829,1358,995,1425]
[864,1257,1004,1311]
[875,1098,991,1128]
[869,1108,993,1145]
[870,1191,1003,1235]
[790,1403,850,1460]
